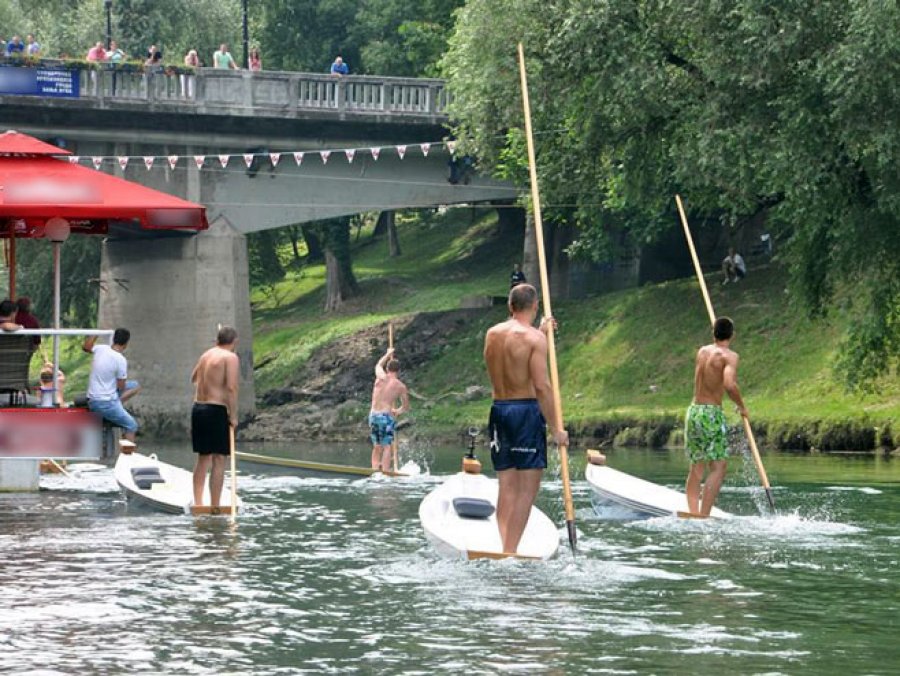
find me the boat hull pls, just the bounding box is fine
[585,464,731,519]
[419,472,559,561]
[114,451,241,515]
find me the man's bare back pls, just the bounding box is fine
[371,372,407,414]
[484,319,543,401]
[693,343,746,415]
[192,346,240,425]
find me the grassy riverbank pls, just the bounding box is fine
[250,209,898,450]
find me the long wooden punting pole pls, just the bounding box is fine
[229,425,238,524]
[388,322,399,473]
[674,194,775,509]
[517,43,577,551]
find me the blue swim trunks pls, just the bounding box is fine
[368,412,395,446]
[488,399,547,471]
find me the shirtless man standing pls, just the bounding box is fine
[190,326,240,508]
[369,348,410,472]
[484,284,568,554]
[684,316,748,516]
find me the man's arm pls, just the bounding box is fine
[528,332,568,446]
[375,348,393,380]
[225,353,240,426]
[392,386,410,417]
[723,354,748,417]
[82,335,98,354]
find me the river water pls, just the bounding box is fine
[2,441,898,674]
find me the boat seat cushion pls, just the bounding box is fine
[131,466,164,490]
[452,497,495,520]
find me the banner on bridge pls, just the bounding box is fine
[0,65,79,98]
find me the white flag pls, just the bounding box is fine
[446,140,457,155]
[243,153,254,168]
[320,150,331,164]
[420,143,431,157]
[117,156,129,170]
[143,156,155,170]
[167,155,178,170]
[345,149,356,163]
[194,155,205,170]
[68,156,80,164]
[293,152,304,166]
[396,145,407,159]
[218,154,229,168]
[92,156,103,170]
[269,152,281,167]
[370,147,381,161]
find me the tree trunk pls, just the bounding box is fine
[288,225,303,262]
[322,217,360,312]
[386,211,401,257]
[522,212,540,295]
[301,224,324,261]
[373,211,389,238]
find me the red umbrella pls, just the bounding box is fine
[0,130,208,389]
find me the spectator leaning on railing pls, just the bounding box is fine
[107,40,126,64]
[86,41,106,62]
[25,34,40,56]
[213,43,239,70]
[6,35,24,56]
[249,47,262,72]
[330,56,349,76]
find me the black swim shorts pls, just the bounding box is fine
[191,402,230,455]
[488,399,548,471]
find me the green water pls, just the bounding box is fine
[1,442,898,674]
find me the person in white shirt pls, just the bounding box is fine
[83,329,142,444]
[722,247,747,284]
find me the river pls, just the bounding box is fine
[2,441,898,674]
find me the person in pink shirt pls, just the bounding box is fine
[86,42,106,62]
[249,47,262,72]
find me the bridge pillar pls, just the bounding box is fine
[98,217,255,438]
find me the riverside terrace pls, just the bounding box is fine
[0,59,449,128]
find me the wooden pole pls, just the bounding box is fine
[674,194,775,509]
[229,425,238,524]
[517,43,577,551]
[388,322,399,473]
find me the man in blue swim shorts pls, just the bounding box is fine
[685,316,749,516]
[369,347,409,472]
[484,283,568,554]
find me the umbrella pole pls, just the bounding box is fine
[8,235,15,300]
[52,240,61,406]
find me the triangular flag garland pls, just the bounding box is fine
[57,139,458,171]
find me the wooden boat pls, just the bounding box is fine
[585,454,731,520]
[236,450,409,479]
[419,453,559,561]
[114,450,241,515]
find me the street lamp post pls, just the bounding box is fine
[241,0,249,69]
[104,0,113,50]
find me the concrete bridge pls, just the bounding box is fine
[0,62,518,434]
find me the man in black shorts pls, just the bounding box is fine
[190,327,240,509]
[484,284,568,553]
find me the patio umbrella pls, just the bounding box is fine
[0,130,208,402]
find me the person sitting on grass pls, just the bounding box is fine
[722,247,746,285]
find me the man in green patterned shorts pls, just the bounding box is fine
[684,316,748,516]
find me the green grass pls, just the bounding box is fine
[251,208,899,433]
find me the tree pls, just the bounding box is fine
[443,0,900,389]
[317,217,359,311]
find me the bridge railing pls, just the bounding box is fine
[3,60,449,120]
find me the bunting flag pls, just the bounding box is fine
[269,152,281,167]
[243,153,254,168]
[69,156,80,165]
[320,150,331,164]
[345,149,356,163]
[370,147,381,161]
[293,151,304,166]
[143,156,154,170]
[446,140,457,155]
[396,145,407,159]
[117,156,129,170]
[194,155,205,170]
[167,155,178,170]
[92,157,103,170]
[218,154,229,168]
[420,143,431,157]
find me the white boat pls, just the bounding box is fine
[585,462,731,520]
[114,451,241,516]
[419,468,560,561]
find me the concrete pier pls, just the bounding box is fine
[0,460,40,492]
[98,217,255,437]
